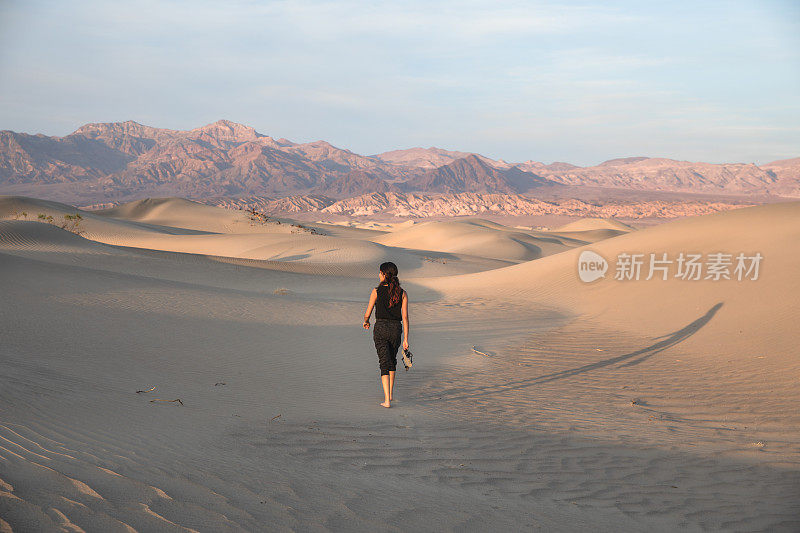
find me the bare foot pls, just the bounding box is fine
[380,401,391,408]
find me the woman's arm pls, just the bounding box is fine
[363,288,377,329]
[401,290,410,349]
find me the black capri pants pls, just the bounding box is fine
[373,319,402,376]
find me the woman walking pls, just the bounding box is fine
[363,261,409,408]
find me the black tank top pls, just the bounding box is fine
[375,284,402,320]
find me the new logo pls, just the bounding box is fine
[578,250,608,283]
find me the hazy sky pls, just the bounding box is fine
[1,0,798,165]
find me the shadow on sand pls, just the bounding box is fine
[422,302,724,402]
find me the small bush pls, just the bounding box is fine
[34,212,85,235]
[61,213,84,234]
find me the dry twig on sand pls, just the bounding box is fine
[270,414,282,421]
[471,346,491,357]
[150,398,184,406]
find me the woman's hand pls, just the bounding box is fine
[403,338,409,350]
[363,290,377,330]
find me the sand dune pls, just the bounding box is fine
[554,216,636,232]
[0,197,511,277]
[538,217,636,244]
[372,218,587,261]
[0,219,109,253]
[424,202,799,344]
[1,195,798,532]
[0,196,205,243]
[413,202,800,459]
[97,197,330,236]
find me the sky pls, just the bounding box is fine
[0,0,798,166]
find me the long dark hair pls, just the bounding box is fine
[378,261,402,307]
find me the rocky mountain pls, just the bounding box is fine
[373,146,480,169]
[538,157,780,195]
[0,120,397,201]
[0,129,128,184]
[373,146,520,172]
[761,157,800,196]
[402,154,556,194]
[204,192,753,220]
[288,141,391,174]
[0,120,796,203]
[313,170,403,197]
[211,195,336,214]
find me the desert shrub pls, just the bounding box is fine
[246,208,271,225]
[61,213,84,234]
[35,213,85,235]
[245,207,318,234]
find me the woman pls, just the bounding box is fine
[363,261,409,408]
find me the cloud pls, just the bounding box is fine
[547,48,674,71]
[240,1,638,39]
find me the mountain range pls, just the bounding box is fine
[1,119,798,204]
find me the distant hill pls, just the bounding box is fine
[313,170,403,198]
[202,192,754,220]
[537,156,780,195]
[0,119,796,203]
[761,157,800,196]
[372,146,480,169]
[402,154,556,194]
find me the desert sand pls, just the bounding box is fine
[0,196,798,532]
